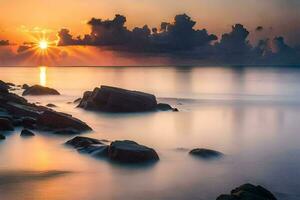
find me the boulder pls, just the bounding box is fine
[73,98,82,103]
[21,117,37,128]
[216,183,277,200]
[0,80,9,94]
[0,134,5,140]
[20,129,35,137]
[22,84,29,90]
[46,103,57,108]
[36,110,92,132]
[157,103,178,111]
[108,140,159,163]
[66,137,159,163]
[22,85,60,96]
[189,148,223,159]
[0,118,14,131]
[78,86,158,112]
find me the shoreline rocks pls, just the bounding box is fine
[78,85,177,113]
[66,136,159,164]
[0,134,5,140]
[22,85,60,96]
[0,80,92,136]
[189,148,223,159]
[216,183,277,200]
[20,129,35,137]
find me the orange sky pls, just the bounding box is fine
[1,0,300,45]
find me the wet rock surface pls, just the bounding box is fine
[216,183,277,200]
[66,136,159,164]
[20,129,35,137]
[22,85,60,96]
[189,148,223,159]
[0,80,92,136]
[78,85,176,112]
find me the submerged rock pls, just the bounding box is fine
[189,148,223,159]
[157,103,179,111]
[109,140,159,163]
[66,137,159,163]
[78,85,176,113]
[20,129,35,137]
[0,134,5,140]
[46,103,57,108]
[0,118,14,131]
[22,84,29,90]
[36,110,92,132]
[22,85,60,96]
[216,183,277,200]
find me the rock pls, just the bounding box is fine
[46,103,57,108]
[0,80,9,94]
[66,136,106,149]
[0,134,5,140]
[78,86,158,112]
[22,84,29,89]
[3,102,41,119]
[66,137,159,163]
[21,117,37,128]
[0,118,14,131]
[20,129,35,137]
[108,140,159,163]
[173,108,179,112]
[53,128,80,135]
[216,183,277,200]
[157,103,173,111]
[73,98,82,103]
[36,110,92,132]
[189,148,223,159]
[22,85,60,96]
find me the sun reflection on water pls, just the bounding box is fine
[39,66,47,86]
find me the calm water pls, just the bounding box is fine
[1,66,300,200]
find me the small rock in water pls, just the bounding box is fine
[189,148,223,159]
[73,98,82,104]
[22,85,60,96]
[0,118,14,131]
[20,129,35,137]
[66,136,105,149]
[157,103,173,111]
[0,134,6,140]
[216,183,277,200]
[46,103,57,108]
[22,84,30,89]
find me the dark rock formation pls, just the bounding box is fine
[66,137,159,163]
[53,128,80,135]
[46,103,57,108]
[0,134,5,140]
[20,129,35,137]
[73,98,82,103]
[0,118,14,131]
[78,85,175,113]
[109,140,159,163]
[22,85,60,96]
[36,110,92,132]
[22,84,29,90]
[157,103,179,111]
[216,183,277,200]
[189,148,223,159]
[0,80,9,94]
[0,82,92,134]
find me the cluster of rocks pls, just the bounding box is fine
[217,183,277,200]
[66,136,159,163]
[0,80,92,140]
[77,85,178,112]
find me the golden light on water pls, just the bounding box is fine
[39,66,47,86]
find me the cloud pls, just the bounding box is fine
[57,14,218,52]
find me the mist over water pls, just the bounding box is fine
[1,66,300,200]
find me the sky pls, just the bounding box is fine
[0,0,300,66]
[0,0,300,44]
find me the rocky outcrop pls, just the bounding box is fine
[0,134,6,140]
[20,129,35,137]
[66,137,159,164]
[78,85,177,112]
[36,110,92,132]
[189,148,223,159]
[216,183,277,200]
[0,80,92,135]
[0,118,14,131]
[22,85,60,96]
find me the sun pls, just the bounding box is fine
[39,40,48,50]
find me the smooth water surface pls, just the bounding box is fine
[1,66,300,200]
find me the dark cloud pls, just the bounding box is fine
[58,14,218,52]
[0,40,9,46]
